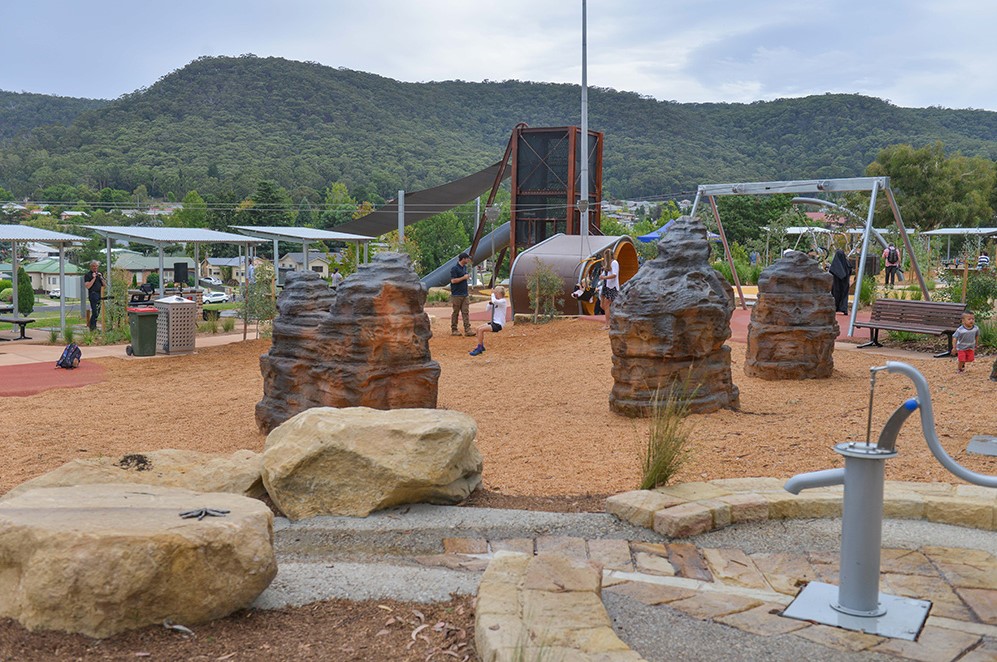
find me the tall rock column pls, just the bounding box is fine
[609,216,740,416]
[745,251,838,379]
[256,253,440,433]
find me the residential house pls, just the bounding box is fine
[22,258,84,292]
[113,253,196,286]
[278,252,333,277]
[60,210,88,221]
[201,256,269,282]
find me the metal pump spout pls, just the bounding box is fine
[784,468,844,495]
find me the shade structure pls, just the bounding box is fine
[86,226,266,342]
[921,227,997,236]
[639,219,719,242]
[332,161,510,237]
[229,225,374,274]
[0,225,87,336]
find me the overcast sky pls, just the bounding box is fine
[4,0,997,111]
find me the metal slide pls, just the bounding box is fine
[420,222,510,288]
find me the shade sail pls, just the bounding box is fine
[333,161,509,237]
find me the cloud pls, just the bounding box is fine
[2,0,997,110]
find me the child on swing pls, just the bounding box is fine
[469,286,508,357]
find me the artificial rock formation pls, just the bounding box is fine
[256,253,440,433]
[262,407,483,519]
[610,216,739,416]
[0,484,276,638]
[745,251,838,379]
[1,449,265,501]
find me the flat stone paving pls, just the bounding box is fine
[418,534,997,661]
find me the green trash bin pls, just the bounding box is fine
[126,306,159,356]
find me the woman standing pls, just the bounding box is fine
[828,249,853,314]
[599,248,620,329]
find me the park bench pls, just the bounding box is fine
[854,299,967,358]
[0,316,36,341]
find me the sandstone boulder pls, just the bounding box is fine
[262,407,482,519]
[610,216,740,416]
[256,253,440,433]
[0,484,277,638]
[1,449,265,501]
[745,251,838,379]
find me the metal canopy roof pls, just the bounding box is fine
[85,226,263,246]
[698,177,889,197]
[229,225,373,242]
[0,225,87,243]
[921,227,997,236]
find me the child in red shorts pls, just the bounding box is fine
[953,311,980,373]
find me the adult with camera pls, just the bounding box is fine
[83,260,105,331]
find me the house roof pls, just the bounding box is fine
[113,253,195,270]
[280,252,331,265]
[22,258,84,274]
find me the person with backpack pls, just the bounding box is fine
[882,243,901,288]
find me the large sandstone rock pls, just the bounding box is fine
[262,407,482,519]
[0,484,277,638]
[745,251,838,379]
[610,216,740,416]
[256,253,440,433]
[1,449,265,501]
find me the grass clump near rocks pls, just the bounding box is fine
[638,381,695,490]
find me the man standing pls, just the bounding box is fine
[330,267,344,287]
[450,253,472,336]
[882,243,901,288]
[83,260,105,331]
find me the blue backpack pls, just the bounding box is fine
[56,343,82,369]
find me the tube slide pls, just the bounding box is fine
[420,222,510,288]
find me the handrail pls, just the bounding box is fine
[880,361,997,488]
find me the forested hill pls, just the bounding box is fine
[0,90,109,142]
[5,54,997,201]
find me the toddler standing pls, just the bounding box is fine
[953,312,980,373]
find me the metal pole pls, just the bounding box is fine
[157,245,165,296]
[836,450,888,616]
[273,239,279,280]
[579,0,590,255]
[58,244,66,335]
[708,196,747,310]
[302,240,309,273]
[689,189,703,218]
[243,243,248,341]
[397,190,405,244]
[474,197,481,286]
[11,240,18,320]
[848,182,879,337]
[103,238,111,331]
[884,186,929,301]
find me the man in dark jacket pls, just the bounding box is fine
[83,260,105,330]
[450,253,472,336]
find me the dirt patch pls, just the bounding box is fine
[2,317,996,497]
[0,595,476,662]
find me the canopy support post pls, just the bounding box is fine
[59,244,66,335]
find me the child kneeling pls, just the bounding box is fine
[470,286,507,357]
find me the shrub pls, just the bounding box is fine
[0,278,10,291]
[426,289,450,304]
[859,276,876,308]
[16,266,33,315]
[0,288,11,302]
[222,317,235,332]
[48,328,59,343]
[526,258,563,323]
[63,326,75,344]
[887,330,920,343]
[978,320,997,350]
[639,381,696,490]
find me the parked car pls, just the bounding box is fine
[201,277,223,286]
[49,289,61,298]
[202,291,230,304]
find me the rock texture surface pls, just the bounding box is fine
[0,484,276,638]
[609,216,739,416]
[262,407,482,519]
[745,251,838,379]
[1,449,265,501]
[256,253,440,434]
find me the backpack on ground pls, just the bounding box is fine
[56,343,81,369]
[887,248,899,263]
